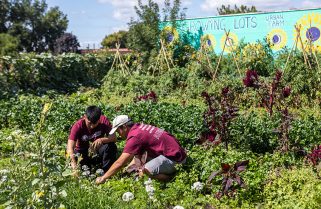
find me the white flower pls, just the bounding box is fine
[144,178,155,199]
[173,206,184,209]
[95,169,104,176]
[0,169,9,174]
[191,181,204,191]
[122,192,134,201]
[1,176,8,183]
[145,185,155,195]
[82,170,90,176]
[81,165,89,171]
[144,178,153,186]
[12,130,22,135]
[89,174,96,179]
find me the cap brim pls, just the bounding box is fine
[109,127,118,135]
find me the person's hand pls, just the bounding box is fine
[92,138,103,151]
[96,176,107,185]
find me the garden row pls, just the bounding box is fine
[1,94,320,156]
[0,94,321,208]
[1,44,320,102]
[0,53,114,97]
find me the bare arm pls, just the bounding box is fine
[96,153,134,184]
[92,133,117,150]
[100,133,116,143]
[67,139,77,169]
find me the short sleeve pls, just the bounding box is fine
[69,123,79,141]
[123,137,143,155]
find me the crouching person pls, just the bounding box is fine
[67,106,117,173]
[96,115,187,184]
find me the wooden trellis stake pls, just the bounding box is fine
[307,20,320,70]
[197,39,215,79]
[284,24,312,74]
[148,39,174,75]
[109,43,130,76]
[213,29,241,80]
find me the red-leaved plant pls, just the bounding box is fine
[243,69,291,116]
[200,88,238,150]
[243,69,292,152]
[134,91,157,103]
[307,145,321,167]
[207,160,249,199]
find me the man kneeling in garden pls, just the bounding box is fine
[67,106,117,173]
[96,115,187,184]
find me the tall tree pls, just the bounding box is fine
[217,4,258,15]
[54,32,80,54]
[43,6,68,52]
[101,30,128,49]
[0,33,19,56]
[2,0,68,52]
[0,0,10,33]
[127,0,186,63]
[127,0,160,61]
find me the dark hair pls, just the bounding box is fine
[85,106,102,123]
[119,120,134,130]
[125,120,134,127]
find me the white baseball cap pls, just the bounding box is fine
[109,115,131,135]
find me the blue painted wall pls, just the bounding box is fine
[160,8,321,54]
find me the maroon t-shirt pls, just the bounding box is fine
[123,123,187,162]
[69,115,112,151]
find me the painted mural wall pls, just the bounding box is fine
[160,8,321,54]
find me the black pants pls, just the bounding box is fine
[76,143,117,172]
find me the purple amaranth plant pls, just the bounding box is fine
[282,86,291,98]
[134,91,157,103]
[266,71,293,152]
[307,145,321,166]
[207,160,249,199]
[243,69,293,152]
[268,70,283,116]
[200,87,238,150]
[243,69,259,88]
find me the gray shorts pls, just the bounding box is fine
[144,155,176,176]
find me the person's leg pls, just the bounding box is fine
[143,168,174,182]
[143,155,176,182]
[97,143,117,172]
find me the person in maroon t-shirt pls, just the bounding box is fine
[96,115,187,184]
[67,106,117,173]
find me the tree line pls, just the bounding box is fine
[0,0,79,55]
[0,0,258,57]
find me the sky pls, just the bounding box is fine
[45,0,321,49]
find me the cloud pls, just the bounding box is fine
[200,0,320,13]
[111,25,129,33]
[97,0,192,21]
[301,0,321,9]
